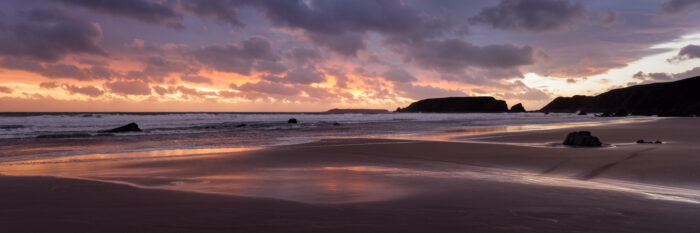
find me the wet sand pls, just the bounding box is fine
[2,117,700,232]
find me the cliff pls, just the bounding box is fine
[540,76,700,116]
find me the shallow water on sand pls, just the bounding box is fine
[2,136,700,205]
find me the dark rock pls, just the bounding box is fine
[578,110,587,115]
[100,122,142,133]
[540,76,700,116]
[37,133,92,139]
[235,124,246,127]
[509,103,526,112]
[395,97,509,113]
[614,109,628,117]
[563,131,602,147]
[544,111,550,115]
[287,118,298,124]
[655,140,662,144]
[599,112,613,117]
[333,122,341,126]
[636,139,646,144]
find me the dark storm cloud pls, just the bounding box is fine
[382,68,417,83]
[668,44,700,62]
[405,39,535,73]
[0,86,13,94]
[0,9,105,62]
[306,32,366,57]
[660,0,700,13]
[290,47,322,66]
[262,68,325,84]
[0,58,113,81]
[470,0,588,32]
[57,0,184,28]
[124,57,198,82]
[597,10,624,27]
[104,80,152,95]
[177,0,244,27]
[192,36,282,75]
[251,0,453,55]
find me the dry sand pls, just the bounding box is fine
[2,117,700,232]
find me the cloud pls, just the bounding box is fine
[152,85,176,95]
[668,44,700,62]
[566,78,577,84]
[597,10,624,27]
[470,0,588,32]
[57,0,184,28]
[393,82,465,100]
[674,66,700,78]
[105,80,152,95]
[382,68,417,83]
[192,36,283,75]
[405,39,534,73]
[0,58,114,81]
[0,58,115,81]
[503,88,550,100]
[660,0,700,13]
[62,84,104,97]
[180,75,212,84]
[263,68,326,84]
[0,86,13,94]
[175,86,217,98]
[232,81,301,96]
[0,8,106,62]
[39,82,60,89]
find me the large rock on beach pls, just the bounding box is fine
[563,131,602,147]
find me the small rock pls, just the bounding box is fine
[636,139,646,144]
[287,118,298,124]
[614,109,628,117]
[235,123,246,127]
[578,111,587,115]
[333,122,341,126]
[654,140,662,144]
[100,122,142,133]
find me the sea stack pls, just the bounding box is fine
[396,97,509,113]
[509,103,526,112]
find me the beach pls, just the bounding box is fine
[2,117,700,232]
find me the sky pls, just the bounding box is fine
[1,0,700,112]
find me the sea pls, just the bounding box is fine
[0,112,639,160]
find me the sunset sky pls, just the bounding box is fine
[1,0,700,112]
